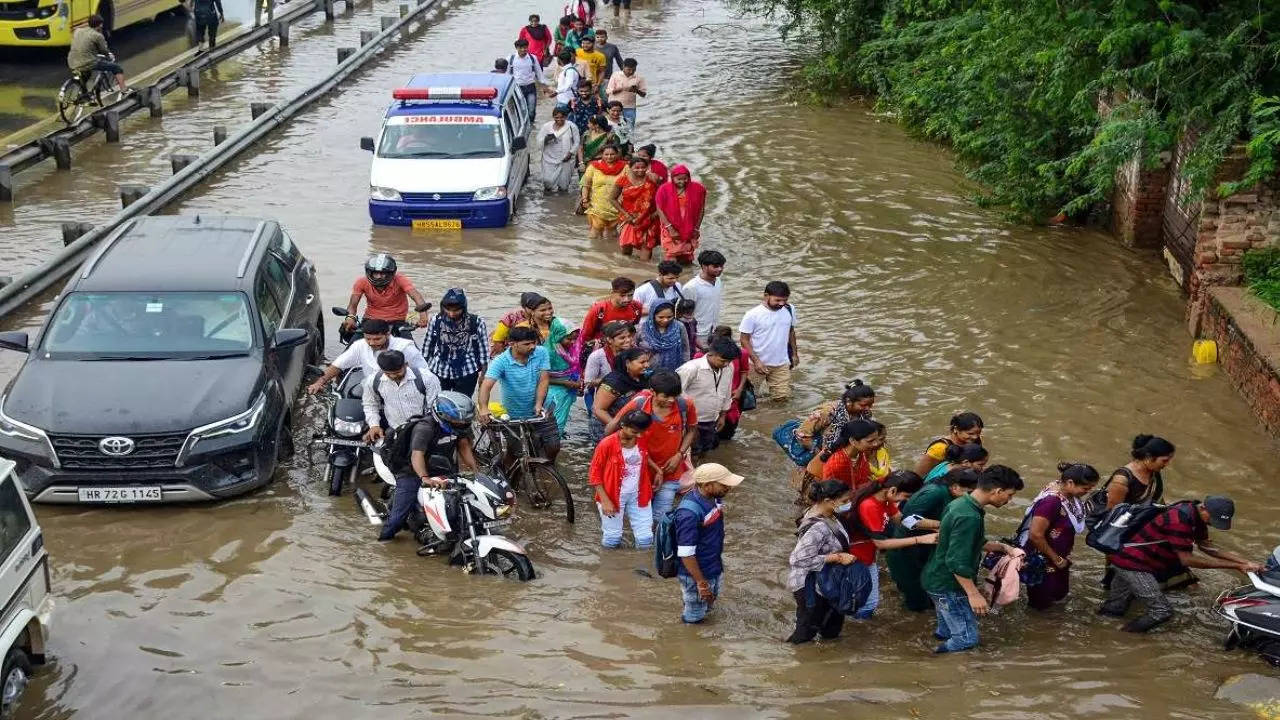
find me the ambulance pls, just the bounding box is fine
[361,73,532,229]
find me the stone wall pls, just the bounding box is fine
[1187,161,1280,301]
[1202,287,1280,436]
[1110,151,1169,249]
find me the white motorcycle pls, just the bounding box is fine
[356,454,535,581]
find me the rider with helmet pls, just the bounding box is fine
[344,254,431,334]
[377,390,480,542]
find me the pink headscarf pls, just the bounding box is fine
[654,165,707,239]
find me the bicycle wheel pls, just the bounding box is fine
[472,426,508,477]
[527,462,575,523]
[95,73,118,106]
[57,78,87,124]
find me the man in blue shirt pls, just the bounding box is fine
[674,463,743,623]
[477,326,560,460]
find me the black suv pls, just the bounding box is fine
[0,216,323,503]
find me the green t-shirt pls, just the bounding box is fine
[894,483,952,538]
[921,494,986,595]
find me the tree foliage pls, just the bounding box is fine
[737,0,1280,221]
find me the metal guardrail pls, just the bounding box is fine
[0,0,443,322]
[0,0,359,201]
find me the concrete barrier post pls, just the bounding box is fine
[213,125,227,145]
[60,222,93,246]
[170,154,197,175]
[251,102,272,120]
[0,165,11,202]
[273,20,289,46]
[360,29,374,45]
[183,68,201,97]
[49,138,71,170]
[0,277,10,289]
[381,15,395,30]
[101,109,121,142]
[323,0,334,20]
[399,3,408,16]
[337,46,355,63]
[145,86,163,118]
[120,185,149,208]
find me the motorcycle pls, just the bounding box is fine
[356,458,535,581]
[331,304,429,346]
[1215,545,1280,667]
[308,365,371,496]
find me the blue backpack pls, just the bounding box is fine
[654,495,702,578]
[772,418,816,467]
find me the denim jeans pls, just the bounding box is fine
[928,590,980,652]
[677,573,722,623]
[621,107,636,128]
[379,473,420,541]
[650,480,680,523]
[597,490,654,548]
[855,561,880,619]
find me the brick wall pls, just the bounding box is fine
[1203,287,1280,436]
[1111,152,1170,248]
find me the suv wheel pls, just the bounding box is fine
[0,647,31,720]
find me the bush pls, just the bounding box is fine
[1244,248,1280,312]
[735,0,1280,222]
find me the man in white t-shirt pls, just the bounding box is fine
[632,259,684,312]
[738,280,798,401]
[683,249,725,348]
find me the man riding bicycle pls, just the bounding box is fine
[67,16,127,95]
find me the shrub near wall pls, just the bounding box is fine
[738,0,1280,223]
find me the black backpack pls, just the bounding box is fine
[1085,502,1170,555]
[381,416,427,467]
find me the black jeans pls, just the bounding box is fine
[379,473,421,541]
[439,373,479,397]
[787,587,844,643]
[194,12,219,47]
[693,420,720,455]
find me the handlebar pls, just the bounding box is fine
[482,414,546,427]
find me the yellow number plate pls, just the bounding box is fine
[412,219,462,230]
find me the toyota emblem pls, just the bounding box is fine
[432,193,441,201]
[98,436,135,456]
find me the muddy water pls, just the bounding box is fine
[0,0,1277,717]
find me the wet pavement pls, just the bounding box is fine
[1,0,1278,717]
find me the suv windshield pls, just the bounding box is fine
[42,291,255,359]
[377,121,504,159]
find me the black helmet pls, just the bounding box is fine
[365,254,397,288]
[433,391,476,428]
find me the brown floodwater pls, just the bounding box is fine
[0,0,1277,717]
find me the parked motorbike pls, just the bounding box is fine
[331,304,429,346]
[356,459,535,581]
[308,365,371,496]
[1215,545,1280,667]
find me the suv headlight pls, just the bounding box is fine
[472,186,507,201]
[370,186,401,202]
[177,393,267,465]
[0,405,43,443]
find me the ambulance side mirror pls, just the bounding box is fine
[359,136,375,152]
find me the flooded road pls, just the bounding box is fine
[1,0,1278,717]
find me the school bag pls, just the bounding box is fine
[1084,501,1169,555]
[1083,467,1163,531]
[626,391,689,430]
[380,415,427,467]
[654,495,702,578]
[772,418,815,467]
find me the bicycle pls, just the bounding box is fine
[57,55,121,125]
[473,415,575,523]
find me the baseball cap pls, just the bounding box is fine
[1203,495,1235,530]
[693,463,743,487]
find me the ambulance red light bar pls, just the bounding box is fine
[392,87,498,101]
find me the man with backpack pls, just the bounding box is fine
[674,463,743,623]
[361,350,441,445]
[1099,496,1261,632]
[632,260,684,312]
[421,288,489,397]
[604,370,696,520]
[579,276,644,350]
[377,391,480,542]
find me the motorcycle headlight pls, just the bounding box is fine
[370,185,402,202]
[472,186,507,201]
[333,418,364,436]
[495,503,511,518]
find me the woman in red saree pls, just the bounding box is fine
[654,164,707,265]
[609,156,659,261]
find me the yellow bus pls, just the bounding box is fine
[0,0,182,47]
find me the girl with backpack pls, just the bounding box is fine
[786,480,855,643]
[922,442,989,484]
[913,412,984,479]
[1017,463,1099,610]
[838,471,938,618]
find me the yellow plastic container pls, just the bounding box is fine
[1192,339,1218,365]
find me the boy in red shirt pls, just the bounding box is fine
[580,276,644,346]
[606,370,696,520]
[344,254,430,331]
[589,410,655,548]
